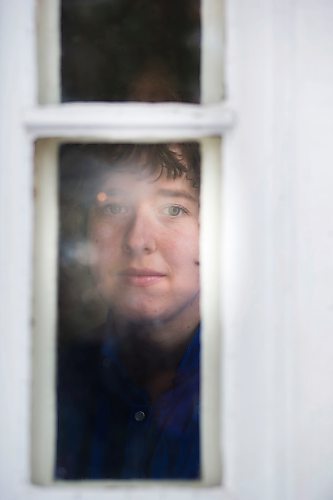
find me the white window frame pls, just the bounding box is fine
[2,0,333,499]
[30,0,230,489]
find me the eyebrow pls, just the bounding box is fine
[156,188,198,203]
[98,188,198,202]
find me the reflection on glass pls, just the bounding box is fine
[61,0,201,102]
[56,143,201,480]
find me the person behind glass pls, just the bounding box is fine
[56,143,200,480]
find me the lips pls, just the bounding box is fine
[118,268,166,287]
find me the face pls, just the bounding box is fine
[88,167,200,327]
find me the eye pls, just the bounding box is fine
[100,203,129,215]
[161,205,189,217]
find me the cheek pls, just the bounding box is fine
[89,221,114,242]
[162,226,199,267]
[89,221,123,252]
[88,223,121,271]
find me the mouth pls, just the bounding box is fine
[118,268,167,287]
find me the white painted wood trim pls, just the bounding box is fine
[202,0,225,103]
[24,103,235,140]
[37,0,60,104]
[200,139,223,486]
[31,141,58,485]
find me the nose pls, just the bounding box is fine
[122,208,156,255]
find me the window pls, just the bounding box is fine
[30,0,231,488]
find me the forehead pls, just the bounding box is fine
[95,169,199,201]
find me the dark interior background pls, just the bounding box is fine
[61,0,201,102]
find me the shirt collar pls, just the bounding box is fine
[100,312,200,405]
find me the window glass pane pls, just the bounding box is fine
[61,0,201,102]
[56,142,201,480]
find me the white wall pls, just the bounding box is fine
[292,2,333,498]
[224,1,333,499]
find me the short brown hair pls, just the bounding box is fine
[60,142,200,203]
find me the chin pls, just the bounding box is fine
[109,300,170,326]
[122,309,164,325]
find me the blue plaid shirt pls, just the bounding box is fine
[56,321,200,480]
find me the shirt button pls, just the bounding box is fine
[134,410,146,422]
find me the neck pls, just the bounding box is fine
[108,301,200,399]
